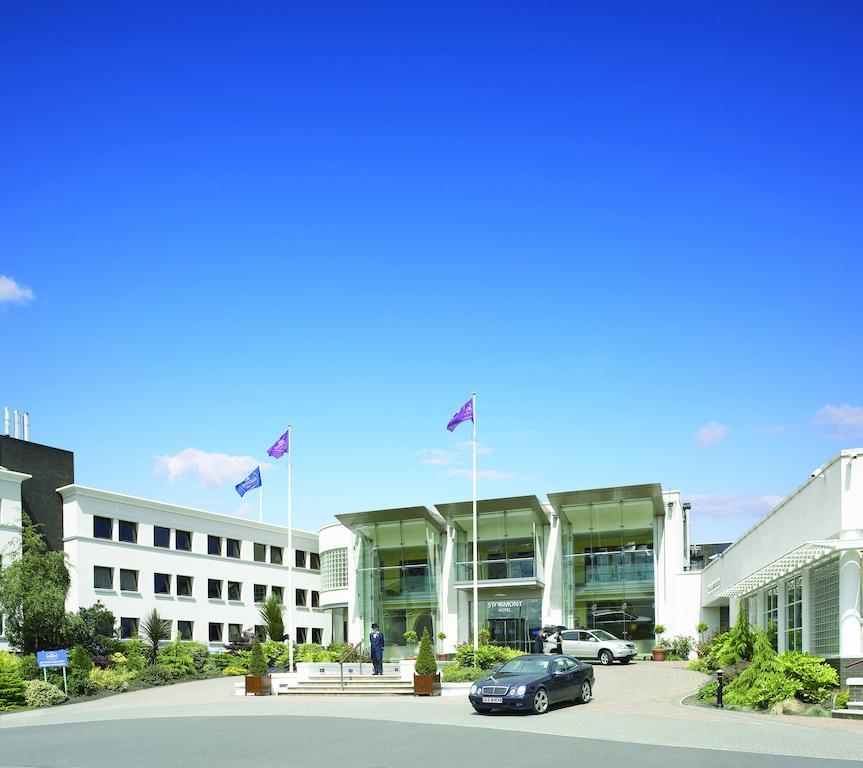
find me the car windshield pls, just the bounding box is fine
[591,630,617,641]
[497,657,550,675]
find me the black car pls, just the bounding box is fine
[468,653,594,715]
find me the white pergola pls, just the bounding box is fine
[715,539,863,599]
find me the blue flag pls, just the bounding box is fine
[235,466,262,497]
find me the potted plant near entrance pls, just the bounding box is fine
[437,631,447,661]
[403,630,419,659]
[651,625,668,662]
[695,622,709,656]
[413,628,441,696]
[245,637,272,695]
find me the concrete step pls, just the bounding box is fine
[284,686,414,696]
[295,678,403,687]
[846,700,863,709]
[831,709,863,720]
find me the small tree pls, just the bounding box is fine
[248,637,268,676]
[696,622,709,644]
[652,625,667,648]
[0,652,25,709]
[259,594,286,641]
[403,630,418,646]
[140,609,171,665]
[478,628,491,646]
[65,602,117,656]
[414,628,437,676]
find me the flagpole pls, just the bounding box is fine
[287,424,294,674]
[472,391,478,653]
[259,482,263,523]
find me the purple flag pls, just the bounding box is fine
[267,428,290,459]
[447,398,474,432]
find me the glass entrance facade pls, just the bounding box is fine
[558,493,657,653]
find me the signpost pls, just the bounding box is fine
[36,649,69,695]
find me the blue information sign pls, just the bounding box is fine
[36,649,68,669]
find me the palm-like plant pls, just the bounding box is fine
[140,608,171,664]
[259,594,286,641]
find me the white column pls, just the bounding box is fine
[777,580,787,653]
[801,567,812,652]
[839,544,862,660]
[755,589,765,630]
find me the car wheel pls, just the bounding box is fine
[472,705,491,714]
[531,687,549,715]
[577,680,592,704]
[599,650,614,666]
[619,657,631,665]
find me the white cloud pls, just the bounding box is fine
[154,448,265,488]
[695,422,728,447]
[688,493,783,519]
[234,501,255,518]
[418,441,492,466]
[445,468,513,481]
[0,275,34,305]
[813,404,863,439]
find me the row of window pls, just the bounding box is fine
[94,566,320,606]
[92,516,320,568]
[118,617,322,645]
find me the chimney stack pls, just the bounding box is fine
[13,409,20,439]
[22,411,30,441]
[3,406,8,436]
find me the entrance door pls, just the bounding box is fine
[488,618,528,651]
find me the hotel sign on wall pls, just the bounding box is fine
[487,600,523,618]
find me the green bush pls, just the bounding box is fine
[69,645,93,672]
[68,669,99,696]
[441,665,484,682]
[834,690,850,710]
[210,653,237,670]
[248,638,268,676]
[23,679,67,708]
[686,658,710,673]
[778,652,839,703]
[0,652,25,709]
[136,665,171,687]
[668,635,695,659]
[157,641,196,680]
[222,665,248,676]
[294,643,339,663]
[17,654,40,681]
[414,628,437,676]
[176,642,210,673]
[454,643,522,670]
[696,680,719,701]
[261,640,291,668]
[327,642,353,658]
[88,666,136,692]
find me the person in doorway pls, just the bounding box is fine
[550,628,563,654]
[532,628,548,654]
[369,623,385,675]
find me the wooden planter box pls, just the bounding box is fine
[651,648,668,662]
[245,674,273,695]
[413,673,441,696]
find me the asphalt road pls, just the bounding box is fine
[1,716,861,768]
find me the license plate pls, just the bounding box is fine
[482,696,503,704]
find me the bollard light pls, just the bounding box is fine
[715,668,724,709]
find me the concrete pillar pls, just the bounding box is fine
[801,567,812,652]
[777,579,788,653]
[839,546,862,660]
[755,589,766,630]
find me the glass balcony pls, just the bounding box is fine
[566,550,654,586]
[455,557,536,582]
[367,564,434,600]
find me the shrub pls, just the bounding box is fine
[696,680,719,701]
[0,652,25,709]
[414,628,437,676]
[769,697,807,715]
[327,642,353,658]
[723,630,789,709]
[222,665,248,676]
[778,651,839,703]
[68,670,99,696]
[17,654,40,681]
[834,690,850,710]
[686,658,710,673]
[136,665,171,687]
[64,602,116,656]
[88,666,136,692]
[91,655,112,669]
[478,629,491,646]
[157,641,196,680]
[454,643,522,670]
[668,635,695,659]
[261,640,291,668]
[294,644,339,663]
[70,645,93,672]
[248,638,268,676]
[23,679,67,708]
[441,665,484,682]
[210,653,237,671]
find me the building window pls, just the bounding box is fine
[120,569,139,592]
[177,575,194,597]
[154,526,170,548]
[254,543,266,562]
[764,585,779,648]
[309,552,320,571]
[786,575,803,651]
[321,548,348,591]
[209,623,223,642]
[271,586,283,602]
[228,623,243,641]
[93,566,114,590]
[296,589,307,607]
[254,625,267,641]
[296,627,307,644]
[175,530,192,551]
[227,581,242,601]
[154,573,171,595]
[270,546,283,565]
[226,539,241,559]
[311,590,320,608]
[312,628,323,645]
[120,617,139,639]
[208,579,223,599]
[118,520,137,543]
[295,549,307,568]
[254,584,267,603]
[177,621,194,641]
[811,558,840,656]
[93,516,113,540]
[208,535,222,556]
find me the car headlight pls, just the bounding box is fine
[470,684,478,695]
[516,685,526,696]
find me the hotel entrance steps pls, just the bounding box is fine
[280,675,414,696]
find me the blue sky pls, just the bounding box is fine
[2,2,861,543]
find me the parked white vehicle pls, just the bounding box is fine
[545,629,637,665]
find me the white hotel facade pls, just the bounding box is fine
[0,433,860,683]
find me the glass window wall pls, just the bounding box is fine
[785,575,803,651]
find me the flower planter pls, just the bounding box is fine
[245,674,273,695]
[651,648,668,662]
[413,673,441,696]
[438,654,448,661]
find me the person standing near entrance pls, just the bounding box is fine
[532,628,547,654]
[369,623,385,675]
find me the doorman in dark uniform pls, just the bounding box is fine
[369,623,385,675]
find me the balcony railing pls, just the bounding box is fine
[360,564,435,599]
[566,550,654,585]
[455,557,536,582]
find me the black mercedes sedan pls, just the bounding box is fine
[468,653,594,714]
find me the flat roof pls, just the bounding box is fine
[434,495,548,525]
[336,505,446,533]
[547,483,665,518]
